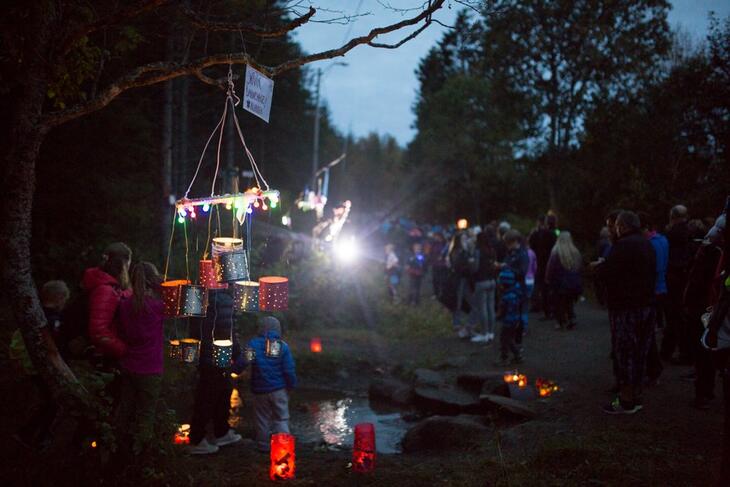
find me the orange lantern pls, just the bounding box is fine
[259,276,289,311]
[352,423,376,473]
[174,424,191,445]
[535,378,559,397]
[310,337,322,353]
[199,259,228,289]
[270,433,296,481]
[161,279,191,317]
[503,371,528,388]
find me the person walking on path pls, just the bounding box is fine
[595,211,656,414]
[661,205,692,364]
[529,215,558,319]
[470,230,498,343]
[545,232,583,330]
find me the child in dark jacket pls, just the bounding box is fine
[496,267,524,366]
[239,316,297,452]
[116,262,164,454]
[188,287,243,455]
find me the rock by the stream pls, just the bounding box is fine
[413,368,446,387]
[434,356,469,370]
[413,385,484,415]
[457,372,505,393]
[401,415,492,452]
[368,377,414,407]
[479,394,538,419]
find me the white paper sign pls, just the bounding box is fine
[243,65,274,123]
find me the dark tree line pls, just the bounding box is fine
[406,2,729,242]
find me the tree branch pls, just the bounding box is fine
[368,22,430,49]
[181,6,316,38]
[42,0,445,128]
[62,0,170,54]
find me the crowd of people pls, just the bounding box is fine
[10,243,297,457]
[382,200,729,417]
[381,215,584,367]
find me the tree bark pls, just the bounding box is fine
[0,5,82,403]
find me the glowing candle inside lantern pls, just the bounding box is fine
[270,433,296,480]
[457,218,468,230]
[310,337,322,353]
[353,423,376,473]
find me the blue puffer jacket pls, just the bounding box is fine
[191,289,242,368]
[240,330,297,394]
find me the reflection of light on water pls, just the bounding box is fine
[229,388,243,428]
[312,398,353,446]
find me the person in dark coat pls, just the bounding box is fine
[188,288,243,455]
[596,211,656,414]
[661,205,692,363]
[529,215,558,318]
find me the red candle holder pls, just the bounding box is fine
[270,433,296,480]
[199,259,228,289]
[259,276,289,311]
[161,279,190,317]
[353,422,376,473]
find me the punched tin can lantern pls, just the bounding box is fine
[180,338,201,364]
[168,339,182,360]
[161,279,191,317]
[259,276,289,311]
[270,433,296,481]
[211,237,244,256]
[212,339,233,368]
[199,259,228,289]
[178,284,208,318]
[233,280,259,312]
[353,422,376,473]
[215,251,249,283]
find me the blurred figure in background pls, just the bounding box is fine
[662,205,692,364]
[384,243,401,303]
[545,232,583,330]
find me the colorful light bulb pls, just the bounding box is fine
[254,201,260,208]
[226,203,232,210]
[178,216,185,224]
[246,206,253,214]
[202,204,210,212]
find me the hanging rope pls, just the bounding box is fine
[163,209,177,281]
[183,218,190,281]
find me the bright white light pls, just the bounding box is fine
[281,215,291,226]
[333,236,359,263]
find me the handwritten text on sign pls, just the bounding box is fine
[243,65,274,123]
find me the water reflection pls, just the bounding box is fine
[292,393,406,454]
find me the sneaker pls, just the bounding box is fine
[457,328,470,339]
[470,334,489,343]
[189,438,220,455]
[602,397,643,415]
[487,332,495,340]
[213,429,242,447]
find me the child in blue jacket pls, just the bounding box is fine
[238,316,297,452]
[496,267,524,366]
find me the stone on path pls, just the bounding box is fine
[413,385,483,415]
[368,377,414,407]
[401,415,492,452]
[413,368,446,387]
[479,394,537,419]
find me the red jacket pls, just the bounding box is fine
[83,267,130,359]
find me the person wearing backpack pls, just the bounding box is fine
[83,242,132,361]
[545,232,583,330]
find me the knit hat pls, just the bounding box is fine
[259,316,282,335]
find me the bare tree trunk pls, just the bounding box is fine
[0,5,82,403]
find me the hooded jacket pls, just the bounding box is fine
[240,317,297,394]
[83,267,129,359]
[597,230,656,310]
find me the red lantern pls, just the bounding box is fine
[199,259,227,289]
[174,424,191,445]
[259,276,289,311]
[161,279,190,317]
[270,433,296,480]
[352,423,376,473]
[310,337,322,353]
